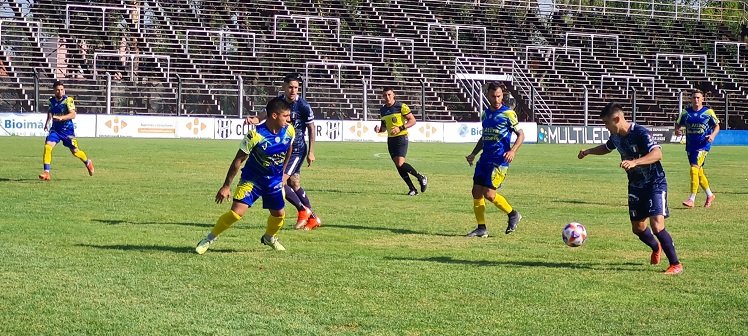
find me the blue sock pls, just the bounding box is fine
[635,227,660,252]
[284,185,305,211]
[655,229,680,265]
[295,187,312,210]
[43,164,51,171]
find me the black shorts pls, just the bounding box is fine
[387,135,408,158]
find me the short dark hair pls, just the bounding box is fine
[266,96,291,115]
[600,102,624,118]
[382,86,395,94]
[692,89,705,96]
[487,82,505,93]
[53,81,64,88]
[283,73,302,84]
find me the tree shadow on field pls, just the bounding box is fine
[76,243,239,254]
[386,256,644,272]
[92,219,214,228]
[327,223,462,237]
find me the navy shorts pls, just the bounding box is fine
[473,162,508,190]
[387,135,408,158]
[284,150,306,176]
[233,180,285,210]
[46,128,78,150]
[628,187,669,221]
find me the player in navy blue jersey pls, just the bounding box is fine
[196,97,295,254]
[674,89,720,208]
[579,102,683,275]
[465,82,523,238]
[246,74,321,231]
[38,81,94,180]
[374,87,427,196]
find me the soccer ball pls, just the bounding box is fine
[562,222,588,247]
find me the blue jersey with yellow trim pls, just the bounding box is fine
[477,105,518,166]
[279,95,313,154]
[676,105,719,152]
[49,96,76,133]
[239,122,296,185]
[379,101,411,137]
[605,123,667,190]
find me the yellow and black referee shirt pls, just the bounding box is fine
[379,101,411,137]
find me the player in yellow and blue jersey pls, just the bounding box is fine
[245,74,322,231]
[38,81,94,180]
[579,102,682,275]
[374,87,427,196]
[674,89,720,208]
[465,82,523,237]
[195,97,295,254]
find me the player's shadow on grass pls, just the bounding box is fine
[0,177,43,182]
[76,243,239,254]
[553,199,617,206]
[387,256,643,271]
[328,224,462,237]
[93,219,214,228]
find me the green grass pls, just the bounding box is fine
[1,137,747,335]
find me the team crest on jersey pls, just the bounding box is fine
[391,116,397,123]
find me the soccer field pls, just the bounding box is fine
[1,137,747,335]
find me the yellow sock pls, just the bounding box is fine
[211,210,242,237]
[73,149,88,162]
[698,167,710,191]
[473,198,486,225]
[491,194,513,214]
[689,166,699,194]
[265,214,285,237]
[43,144,53,167]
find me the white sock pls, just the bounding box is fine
[705,189,713,197]
[688,193,696,201]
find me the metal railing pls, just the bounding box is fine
[0,19,41,46]
[553,0,748,24]
[273,14,341,43]
[564,32,620,57]
[600,75,655,99]
[524,46,583,70]
[714,41,746,63]
[454,56,552,124]
[65,4,137,32]
[655,53,707,76]
[426,23,487,49]
[349,36,415,62]
[185,30,256,57]
[93,53,171,82]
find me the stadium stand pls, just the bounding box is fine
[0,0,745,126]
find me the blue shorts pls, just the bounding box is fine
[628,187,669,221]
[473,162,508,190]
[687,150,708,167]
[232,180,285,210]
[284,150,306,176]
[46,129,78,150]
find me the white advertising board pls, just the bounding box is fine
[312,120,343,142]
[443,122,537,143]
[214,118,255,140]
[176,117,215,139]
[0,113,96,137]
[97,115,178,138]
[342,120,387,142]
[407,122,444,142]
